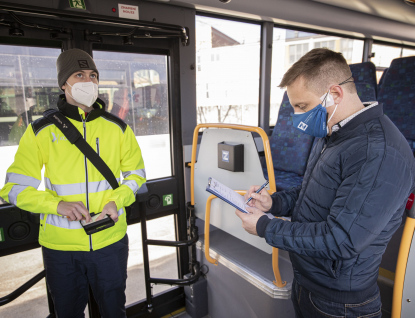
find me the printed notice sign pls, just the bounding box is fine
[118,4,139,20]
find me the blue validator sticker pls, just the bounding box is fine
[222,150,229,162]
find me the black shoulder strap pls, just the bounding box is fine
[43,109,119,190]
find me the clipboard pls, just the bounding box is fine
[206,177,249,213]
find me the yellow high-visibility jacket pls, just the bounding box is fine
[0,96,146,251]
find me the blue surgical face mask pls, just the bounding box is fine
[291,76,353,138]
[292,91,336,138]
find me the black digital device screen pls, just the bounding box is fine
[80,212,115,235]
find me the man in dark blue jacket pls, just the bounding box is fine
[236,48,415,318]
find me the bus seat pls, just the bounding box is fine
[349,61,377,102]
[378,67,389,93]
[378,56,415,153]
[266,92,314,191]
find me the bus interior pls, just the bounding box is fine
[0,0,415,317]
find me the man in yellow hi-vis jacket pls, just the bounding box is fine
[0,49,146,317]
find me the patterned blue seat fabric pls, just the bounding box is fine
[349,62,377,102]
[265,92,314,191]
[378,56,415,155]
[378,68,388,93]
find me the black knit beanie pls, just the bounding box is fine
[56,49,99,90]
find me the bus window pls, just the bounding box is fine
[196,15,261,126]
[93,51,177,305]
[269,29,364,126]
[371,43,402,82]
[124,215,178,305]
[371,44,401,68]
[0,247,49,316]
[402,48,415,57]
[93,51,171,180]
[0,45,61,202]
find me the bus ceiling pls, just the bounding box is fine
[167,0,415,45]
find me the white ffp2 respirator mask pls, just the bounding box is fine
[66,81,98,107]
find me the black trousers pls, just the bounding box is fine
[42,234,129,318]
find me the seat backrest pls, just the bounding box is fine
[349,62,377,102]
[378,67,388,93]
[378,56,415,152]
[270,92,314,176]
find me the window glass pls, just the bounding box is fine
[314,40,335,50]
[93,51,171,180]
[0,248,49,317]
[0,45,61,199]
[125,215,178,305]
[269,30,364,126]
[371,44,401,68]
[196,16,261,126]
[402,48,415,57]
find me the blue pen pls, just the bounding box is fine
[245,180,269,204]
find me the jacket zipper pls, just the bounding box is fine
[82,113,93,251]
[295,137,331,213]
[96,137,100,156]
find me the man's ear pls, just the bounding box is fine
[61,83,66,91]
[330,85,344,104]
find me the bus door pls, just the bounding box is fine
[0,7,190,318]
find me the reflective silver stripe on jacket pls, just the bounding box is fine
[46,214,83,229]
[9,185,30,205]
[45,208,124,229]
[122,180,139,194]
[122,169,146,179]
[45,178,121,196]
[6,172,41,188]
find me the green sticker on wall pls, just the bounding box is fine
[163,194,173,206]
[69,0,86,9]
[0,228,4,242]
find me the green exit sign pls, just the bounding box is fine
[163,194,173,206]
[69,0,86,10]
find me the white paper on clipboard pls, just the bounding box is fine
[206,177,249,213]
[206,177,275,219]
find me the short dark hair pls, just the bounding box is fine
[279,48,356,95]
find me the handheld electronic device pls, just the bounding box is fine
[80,212,115,235]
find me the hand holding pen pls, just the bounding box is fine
[244,181,272,211]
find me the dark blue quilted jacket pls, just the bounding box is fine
[257,103,415,302]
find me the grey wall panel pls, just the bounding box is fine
[194,128,272,253]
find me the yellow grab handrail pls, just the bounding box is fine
[190,123,285,288]
[392,216,415,318]
[204,194,219,266]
